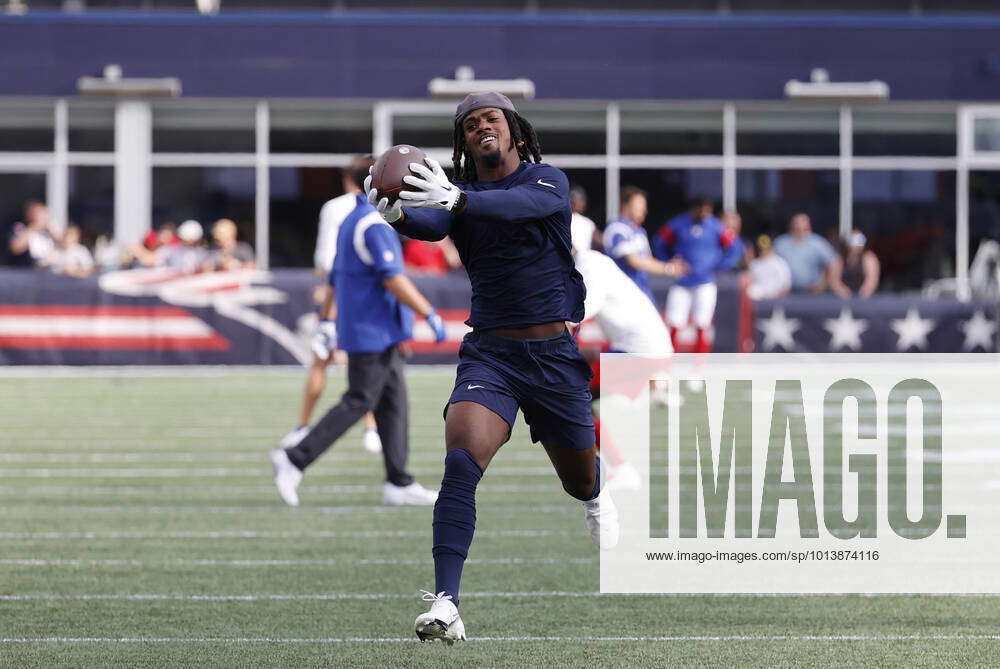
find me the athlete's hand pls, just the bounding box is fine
[399,158,461,211]
[364,169,404,223]
[311,319,337,360]
[425,310,447,343]
[662,257,689,278]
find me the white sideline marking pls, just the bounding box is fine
[3,634,1000,644]
[0,557,594,567]
[0,529,568,540]
[0,467,556,478]
[0,483,555,496]
[3,592,1000,602]
[0,364,458,378]
[0,504,572,515]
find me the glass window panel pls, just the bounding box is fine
[0,99,53,151]
[392,114,454,153]
[737,107,839,156]
[561,168,606,249]
[854,108,956,157]
[270,102,372,154]
[736,169,839,240]
[621,106,723,155]
[516,105,605,155]
[68,100,115,153]
[853,170,955,290]
[68,166,115,243]
[973,118,1000,153]
[152,167,256,252]
[153,100,255,153]
[268,166,340,268]
[0,172,47,266]
[969,171,1000,291]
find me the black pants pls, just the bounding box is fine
[285,345,413,487]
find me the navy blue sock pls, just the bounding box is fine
[432,448,483,608]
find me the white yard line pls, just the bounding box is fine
[2,592,999,602]
[0,467,555,478]
[0,504,572,515]
[0,529,568,540]
[0,557,594,567]
[2,634,1000,643]
[0,365,457,378]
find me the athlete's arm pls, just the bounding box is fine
[714,229,745,271]
[390,208,453,242]
[651,224,674,261]
[624,252,687,277]
[461,168,567,223]
[859,251,880,298]
[382,274,434,317]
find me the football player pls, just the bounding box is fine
[366,92,616,644]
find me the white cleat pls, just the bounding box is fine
[280,426,309,448]
[362,428,383,454]
[415,590,466,645]
[382,481,438,506]
[583,487,620,550]
[606,461,642,492]
[269,448,303,507]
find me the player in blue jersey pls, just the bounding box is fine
[651,196,744,353]
[269,193,447,508]
[364,92,619,645]
[602,186,685,304]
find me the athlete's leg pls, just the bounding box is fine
[665,285,693,352]
[372,347,414,487]
[297,353,331,428]
[692,282,718,354]
[284,350,390,470]
[431,401,509,607]
[542,442,598,501]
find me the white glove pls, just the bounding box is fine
[363,170,403,224]
[310,320,337,360]
[399,158,462,211]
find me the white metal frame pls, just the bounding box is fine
[0,96,993,295]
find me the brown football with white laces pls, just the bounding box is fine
[370,144,427,204]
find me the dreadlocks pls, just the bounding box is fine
[451,109,542,183]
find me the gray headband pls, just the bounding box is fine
[454,92,518,127]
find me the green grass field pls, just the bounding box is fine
[1,368,997,668]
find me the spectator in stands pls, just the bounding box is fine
[7,200,55,268]
[570,185,601,253]
[829,229,880,299]
[161,219,209,274]
[209,218,255,271]
[773,213,837,293]
[403,237,461,275]
[747,234,791,300]
[603,186,685,303]
[120,222,180,269]
[722,209,754,269]
[42,223,94,278]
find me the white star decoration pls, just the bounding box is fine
[757,307,800,351]
[824,307,869,351]
[890,307,936,351]
[959,310,997,351]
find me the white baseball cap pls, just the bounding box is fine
[177,220,203,242]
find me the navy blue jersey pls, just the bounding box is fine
[394,162,585,330]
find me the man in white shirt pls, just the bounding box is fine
[569,185,599,255]
[284,155,382,454]
[574,241,676,490]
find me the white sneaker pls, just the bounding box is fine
[382,481,438,506]
[280,426,309,448]
[606,461,642,492]
[362,428,383,454]
[269,448,303,507]
[583,487,620,550]
[415,590,466,645]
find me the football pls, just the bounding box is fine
[370,144,427,204]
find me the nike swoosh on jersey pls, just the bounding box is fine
[467,384,485,390]
[536,179,556,188]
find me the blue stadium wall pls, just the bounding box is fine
[2,12,1000,100]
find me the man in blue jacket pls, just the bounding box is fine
[270,194,447,508]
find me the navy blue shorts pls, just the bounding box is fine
[445,329,595,450]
